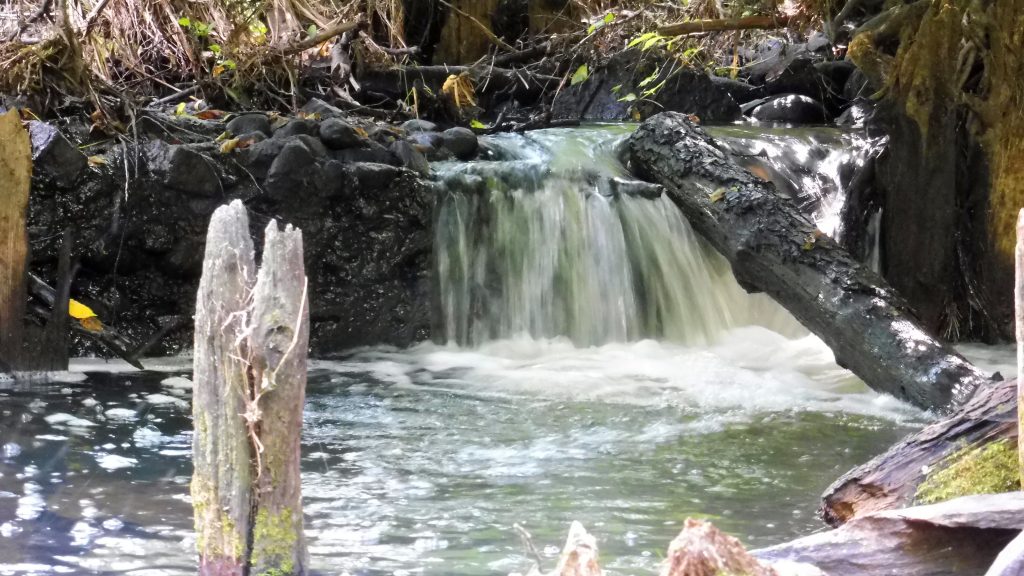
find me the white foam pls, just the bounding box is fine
[144,393,188,408]
[44,413,96,427]
[160,376,193,390]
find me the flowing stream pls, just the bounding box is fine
[0,125,949,576]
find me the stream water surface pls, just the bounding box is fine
[0,125,961,576]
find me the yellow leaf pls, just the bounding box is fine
[87,155,107,167]
[69,299,98,319]
[470,119,486,129]
[79,316,103,333]
[354,126,368,138]
[175,102,187,116]
[213,64,225,77]
[219,138,240,154]
[802,235,816,251]
[709,188,726,203]
[442,73,477,110]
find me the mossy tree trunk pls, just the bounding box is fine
[849,0,1024,341]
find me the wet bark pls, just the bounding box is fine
[820,378,1016,525]
[627,112,994,412]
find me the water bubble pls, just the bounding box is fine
[2,442,21,458]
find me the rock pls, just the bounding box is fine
[843,68,873,101]
[226,113,271,137]
[390,140,430,175]
[236,131,268,144]
[441,127,479,160]
[147,142,219,196]
[741,37,810,85]
[265,140,317,196]
[752,94,829,123]
[331,145,397,165]
[294,134,328,158]
[709,75,766,103]
[552,51,741,122]
[408,131,445,155]
[300,98,345,119]
[401,118,439,133]
[239,138,287,179]
[273,118,318,138]
[836,101,874,127]
[319,118,364,149]
[28,121,87,188]
[755,493,1024,576]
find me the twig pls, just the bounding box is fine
[4,0,53,41]
[151,84,199,106]
[280,17,363,54]
[82,0,113,36]
[658,13,794,36]
[513,524,545,571]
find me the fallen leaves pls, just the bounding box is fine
[442,73,477,109]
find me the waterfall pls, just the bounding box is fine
[433,127,803,347]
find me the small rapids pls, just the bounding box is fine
[0,125,924,576]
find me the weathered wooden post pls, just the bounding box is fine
[1017,208,1024,489]
[0,109,32,370]
[192,199,309,576]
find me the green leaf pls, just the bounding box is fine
[611,83,622,94]
[470,119,486,129]
[177,16,191,27]
[628,32,656,48]
[175,102,187,115]
[307,24,318,38]
[618,92,637,102]
[209,43,221,54]
[638,66,660,88]
[222,59,237,70]
[194,21,210,37]
[642,35,663,51]
[603,12,616,24]
[570,64,589,86]
[587,23,597,34]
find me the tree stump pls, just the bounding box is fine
[192,200,309,575]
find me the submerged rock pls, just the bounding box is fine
[752,94,829,123]
[441,127,479,160]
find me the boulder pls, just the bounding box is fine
[401,118,439,133]
[239,138,287,179]
[319,118,364,149]
[273,118,318,138]
[390,140,430,176]
[226,113,271,137]
[265,140,318,196]
[28,121,87,189]
[441,127,479,160]
[752,94,830,123]
[146,142,219,196]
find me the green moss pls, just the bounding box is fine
[915,438,1019,505]
[251,507,298,575]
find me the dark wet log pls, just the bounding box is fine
[0,110,31,370]
[248,221,309,574]
[193,201,257,576]
[38,228,73,371]
[627,112,993,411]
[754,493,1024,576]
[192,200,309,575]
[820,378,1016,525]
[658,14,793,36]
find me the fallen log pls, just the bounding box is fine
[819,378,1017,525]
[658,14,794,36]
[755,493,1024,576]
[626,112,993,411]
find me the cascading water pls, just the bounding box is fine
[433,127,806,347]
[0,124,933,576]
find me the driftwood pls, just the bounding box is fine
[192,200,309,575]
[755,493,1024,576]
[627,112,993,411]
[658,14,794,36]
[281,17,362,54]
[820,378,1016,525]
